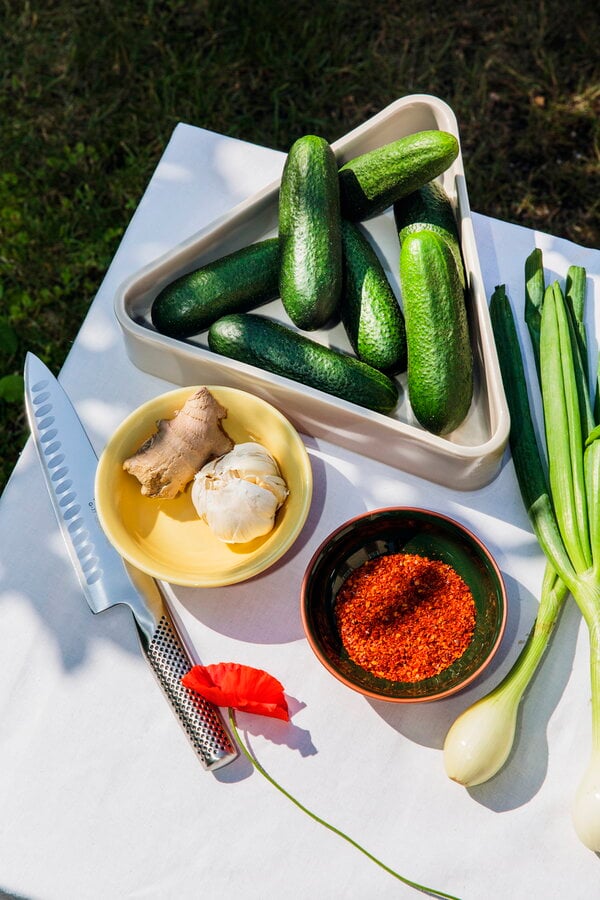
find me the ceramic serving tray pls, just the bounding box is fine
[114,94,510,490]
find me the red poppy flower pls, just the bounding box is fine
[182,662,289,721]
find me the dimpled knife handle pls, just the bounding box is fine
[145,614,238,770]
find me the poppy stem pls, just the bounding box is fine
[228,709,461,900]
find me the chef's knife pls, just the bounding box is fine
[24,352,238,771]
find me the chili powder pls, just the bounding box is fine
[334,552,476,682]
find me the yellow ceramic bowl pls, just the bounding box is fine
[95,386,313,587]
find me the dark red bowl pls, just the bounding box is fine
[301,507,507,703]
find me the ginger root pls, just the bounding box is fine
[123,388,233,498]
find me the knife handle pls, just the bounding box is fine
[141,609,238,771]
[121,563,238,771]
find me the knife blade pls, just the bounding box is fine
[24,352,238,771]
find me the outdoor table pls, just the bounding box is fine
[1,122,599,900]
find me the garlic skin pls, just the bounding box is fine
[191,442,289,543]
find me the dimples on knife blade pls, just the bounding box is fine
[24,353,237,770]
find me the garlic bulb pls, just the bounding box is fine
[191,442,289,543]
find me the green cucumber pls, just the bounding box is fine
[151,238,280,338]
[208,313,399,414]
[393,180,465,287]
[278,135,342,330]
[340,220,407,375]
[399,230,473,435]
[339,130,459,221]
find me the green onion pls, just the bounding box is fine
[444,565,567,786]
[445,284,570,785]
[487,284,576,587]
[444,255,600,851]
[540,282,592,574]
[585,434,600,575]
[565,265,588,382]
[524,248,544,380]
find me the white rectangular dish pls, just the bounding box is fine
[114,94,510,490]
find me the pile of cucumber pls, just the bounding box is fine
[151,129,473,433]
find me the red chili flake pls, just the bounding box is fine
[334,552,476,682]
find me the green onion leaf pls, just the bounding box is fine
[524,248,545,381]
[584,437,600,574]
[540,282,592,574]
[562,265,593,444]
[490,284,577,588]
[565,265,588,381]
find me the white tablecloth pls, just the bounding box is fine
[1,123,599,900]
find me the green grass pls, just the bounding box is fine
[1,0,599,493]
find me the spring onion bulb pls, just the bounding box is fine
[444,691,518,786]
[572,751,600,851]
[446,254,600,850]
[444,565,567,785]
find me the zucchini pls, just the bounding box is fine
[393,180,465,288]
[399,230,472,435]
[278,135,342,330]
[151,238,280,338]
[339,130,459,221]
[208,313,399,414]
[340,220,407,375]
